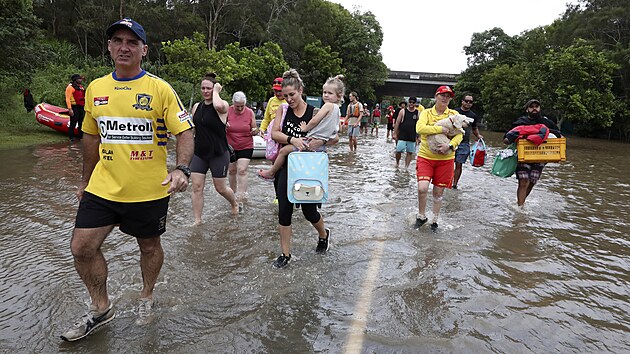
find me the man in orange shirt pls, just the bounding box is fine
[65,73,85,142]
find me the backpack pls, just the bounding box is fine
[469,138,487,167]
[287,152,329,204]
[351,102,362,117]
[264,104,288,161]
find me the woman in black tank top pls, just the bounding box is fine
[190,74,239,225]
[268,69,337,269]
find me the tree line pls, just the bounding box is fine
[455,0,630,141]
[1,0,628,141]
[0,0,387,110]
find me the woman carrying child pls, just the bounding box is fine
[262,69,341,268]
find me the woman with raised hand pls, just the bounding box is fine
[190,73,239,225]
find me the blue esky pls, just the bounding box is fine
[331,0,577,74]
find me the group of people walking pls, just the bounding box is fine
[60,17,561,343]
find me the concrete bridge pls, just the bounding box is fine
[375,70,458,98]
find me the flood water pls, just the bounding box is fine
[0,131,629,353]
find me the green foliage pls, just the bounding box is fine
[161,34,289,103]
[459,2,629,139]
[480,64,530,131]
[463,27,518,67]
[335,10,387,100]
[540,40,619,130]
[300,40,344,96]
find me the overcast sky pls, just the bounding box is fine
[330,0,577,74]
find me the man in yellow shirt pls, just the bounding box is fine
[415,86,461,231]
[61,18,194,342]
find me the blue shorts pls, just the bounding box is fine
[348,125,360,137]
[454,143,470,164]
[396,140,416,153]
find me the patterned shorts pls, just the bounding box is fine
[516,163,545,184]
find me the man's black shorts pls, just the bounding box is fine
[75,192,169,238]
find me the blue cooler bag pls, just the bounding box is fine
[287,152,329,204]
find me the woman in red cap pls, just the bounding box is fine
[414,86,462,231]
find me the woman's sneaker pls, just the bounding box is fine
[414,217,428,229]
[316,228,330,254]
[60,302,116,342]
[272,254,291,268]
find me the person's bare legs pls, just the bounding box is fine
[136,236,163,299]
[235,158,250,201]
[191,172,207,225]
[517,178,534,207]
[453,162,463,188]
[228,162,237,193]
[212,177,239,214]
[405,152,414,168]
[312,217,327,239]
[417,180,430,219]
[431,186,445,223]
[71,225,115,312]
[279,225,292,256]
[260,145,292,178]
[395,152,402,167]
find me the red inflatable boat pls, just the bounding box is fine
[34,103,79,136]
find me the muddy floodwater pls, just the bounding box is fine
[0,131,629,353]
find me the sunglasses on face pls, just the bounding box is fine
[463,100,473,103]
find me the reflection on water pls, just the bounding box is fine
[0,133,629,352]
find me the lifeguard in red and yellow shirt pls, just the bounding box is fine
[65,73,85,141]
[414,86,462,232]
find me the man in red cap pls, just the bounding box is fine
[415,86,461,231]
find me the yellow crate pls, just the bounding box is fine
[517,137,566,163]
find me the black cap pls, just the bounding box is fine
[71,74,81,82]
[408,96,417,103]
[106,18,147,43]
[524,98,541,110]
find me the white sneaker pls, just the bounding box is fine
[135,298,155,325]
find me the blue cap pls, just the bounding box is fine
[106,18,147,43]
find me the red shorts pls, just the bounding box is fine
[416,157,454,188]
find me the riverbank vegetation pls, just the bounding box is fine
[1,0,628,150]
[456,0,630,141]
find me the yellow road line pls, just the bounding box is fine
[343,240,385,354]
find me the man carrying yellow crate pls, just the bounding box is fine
[503,99,561,207]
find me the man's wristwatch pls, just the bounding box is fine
[175,165,191,178]
[449,144,454,151]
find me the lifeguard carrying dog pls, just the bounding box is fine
[427,114,475,154]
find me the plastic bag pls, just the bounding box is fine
[491,143,517,178]
[469,138,487,167]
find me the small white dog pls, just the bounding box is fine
[426,114,474,154]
